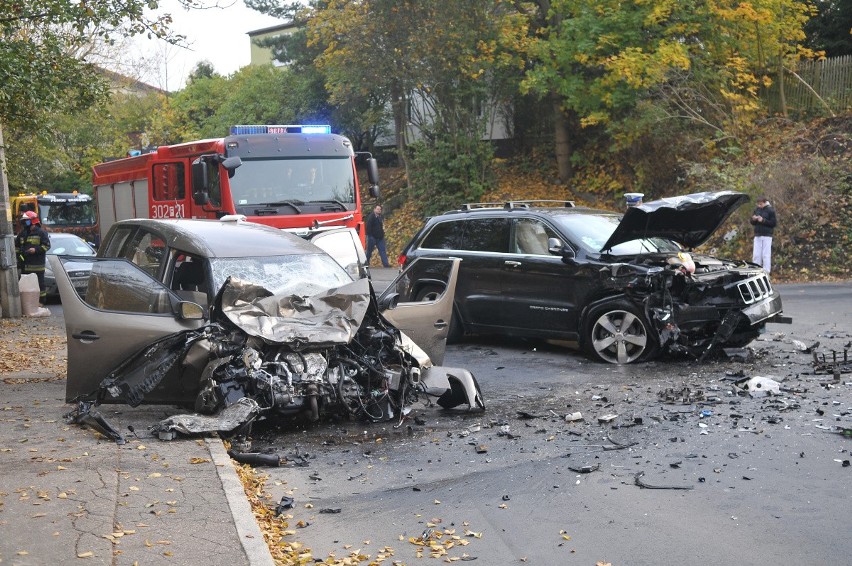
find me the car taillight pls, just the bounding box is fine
[397,254,407,268]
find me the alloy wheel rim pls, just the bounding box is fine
[591,309,648,364]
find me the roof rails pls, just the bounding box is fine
[458,200,575,211]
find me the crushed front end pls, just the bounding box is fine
[67,277,484,443]
[612,253,788,359]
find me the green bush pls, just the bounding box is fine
[408,135,495,216]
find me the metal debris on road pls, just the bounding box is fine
[634,471,694,490]
[568,464,600,473]
[274,496,295,516]
[813,349,852,375]
[659,385,705,404]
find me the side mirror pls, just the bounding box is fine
[178,301,205,320]
[366,158,380,199]
[548,237,565,255]
[548,237,577,264]
[222,156,242,179]
[191,158,210,205]
[378,292,400,311]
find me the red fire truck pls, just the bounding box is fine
[92,125,380,244]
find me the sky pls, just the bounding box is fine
[134,0,286,92]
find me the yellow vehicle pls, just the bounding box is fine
[11,192,98,244]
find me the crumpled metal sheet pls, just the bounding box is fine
[153,397,261,435]
[218,277,371,347]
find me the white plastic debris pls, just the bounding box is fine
[565,412,584,422]
[743,376,781,397]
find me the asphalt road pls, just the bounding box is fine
[250,282,852,565]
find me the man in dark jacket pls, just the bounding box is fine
[365,204,390,268]
[15,211,51,304]
[750,196,776,273]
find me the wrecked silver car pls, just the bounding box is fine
[50,219,483,443]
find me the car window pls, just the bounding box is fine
[308,230,366,280]
[48,236,95,256]
[78,258,175,314]
[461,217,510,253]
[100,226,135,258]
[170,254,210,308]
[125,230,166,277]
[420,220,464,250]
[513,218,559,255]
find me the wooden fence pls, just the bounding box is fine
[764,54,852,115]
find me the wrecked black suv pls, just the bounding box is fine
[398,191,789,364]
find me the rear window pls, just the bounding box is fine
[421,220,464,249]
[460,218,510,253]
[420,217,510,253]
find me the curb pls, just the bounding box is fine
[207,438,276,566]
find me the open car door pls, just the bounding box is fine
[301,228,368,280]
[49,255,206,403]
[378,258,459,366]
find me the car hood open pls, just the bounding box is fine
[601,190,750,251]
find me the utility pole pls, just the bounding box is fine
[0,123,22,318]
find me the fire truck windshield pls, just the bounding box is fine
[229,157,356,208]
[39,200,96,227]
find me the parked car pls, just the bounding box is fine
[50,218,483,442]
[44,232,96,299]
[398,191,789,364]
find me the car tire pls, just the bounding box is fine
[582,300,658,364]
[415,285,444,302]
[722,329,761,348]
[415,285,463,344]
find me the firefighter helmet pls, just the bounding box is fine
[21,211,40,225]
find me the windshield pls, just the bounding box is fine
[209,253,352,296]
[48,235,96,256]
[39,201,96,227]
[552,213,682,255]
[228,157,356,207]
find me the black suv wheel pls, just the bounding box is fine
[582,299,659,364]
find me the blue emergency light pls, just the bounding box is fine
[230,125,332,135]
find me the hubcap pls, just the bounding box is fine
[591,310,648,364]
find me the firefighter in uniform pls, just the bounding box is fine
[16,211,51,304]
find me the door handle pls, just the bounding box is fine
[504,260,522,268]
[434,320,448,329]
[72,331,100,341]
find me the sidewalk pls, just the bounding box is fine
[0,308,274,566]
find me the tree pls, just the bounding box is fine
[805,0,852,57]
[519,0,820,161]
[0,0,186,317]
[0,1,184,128]
[302,0,523,211]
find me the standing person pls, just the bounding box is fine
[750,196,776,273]
[15,211,51,304]
[365,204,390,268]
